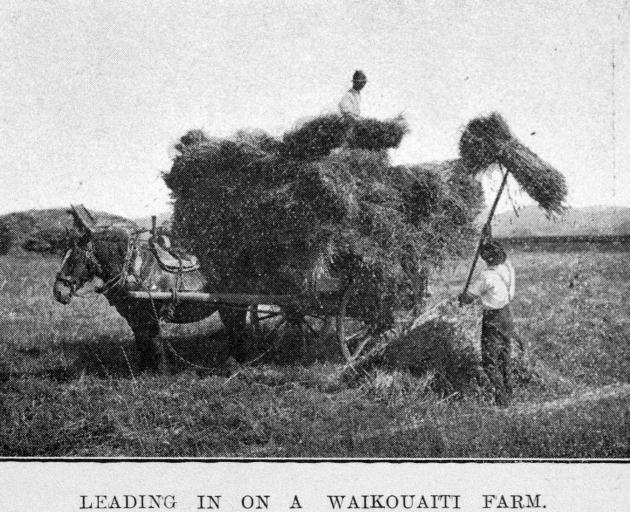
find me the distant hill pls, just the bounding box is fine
[7,205,623,251]
[492,206,630,237]
[132,206,630,239]
[0,208,136,252]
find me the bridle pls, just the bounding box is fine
[56,228,143,299]
[55,240,104,297]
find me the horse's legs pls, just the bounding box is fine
[118,301,168,374]
[132,320,167,374]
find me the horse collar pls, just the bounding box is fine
[85,240,103,276]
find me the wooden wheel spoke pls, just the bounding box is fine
[345,327,369,343]
[350,335,373,360]
[262,316,287,341]
[336,281,375,362]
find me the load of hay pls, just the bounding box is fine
[163,111,567,331]
[163,115,483,329]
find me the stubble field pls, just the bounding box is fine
[1,247,629,457]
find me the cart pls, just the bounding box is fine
[125,270,425,363]
[118,212,429,364]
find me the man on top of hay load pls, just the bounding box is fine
[338,70,367,119]
[459,238,515,406]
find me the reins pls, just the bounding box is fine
[94,233,139,296]
[56,227,222,373]
[57,230,142,299]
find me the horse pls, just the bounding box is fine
[52,205,239,373]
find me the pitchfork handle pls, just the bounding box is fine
[461,165,509,296]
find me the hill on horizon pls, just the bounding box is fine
[133,205,630,238]
[0,208,136,250]
[491,205,630,237]
[3,205,629,251]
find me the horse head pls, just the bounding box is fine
[53,234,101,304]
[53,205,130,304]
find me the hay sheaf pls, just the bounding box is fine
[459,112,567,216]
[282,115,408,160]
[282,115,350,159]
[382,317,480,394]
[163,124,485,323]
[347,115,409,152]
[379,298,484,394]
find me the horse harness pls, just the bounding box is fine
[55,240,104,296]
[57,230,200,303]
[114,233,200,296]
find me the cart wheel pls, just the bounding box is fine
[336,284,375,362]
[293,312,328,358]
[252,305,327,360]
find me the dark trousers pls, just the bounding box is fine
[481,306,514,406]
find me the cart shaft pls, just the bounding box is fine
[125,290,300,306]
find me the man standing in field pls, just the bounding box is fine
[339,70,367,119]
[459,240,516,406]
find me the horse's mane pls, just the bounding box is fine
[92,226,132,279]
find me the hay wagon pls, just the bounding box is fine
[129,111,567,365]
[119,216,427,363]
[125,247,424,364]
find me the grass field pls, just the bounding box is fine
[1,248,629,457]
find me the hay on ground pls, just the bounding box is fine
[381,316,481,394]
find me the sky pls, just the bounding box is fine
[1,0,628,218]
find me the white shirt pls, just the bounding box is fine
[339,88,361,118]
[469,260,515,310]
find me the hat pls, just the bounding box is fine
[480,240,506,265]
[352,70,367,83]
